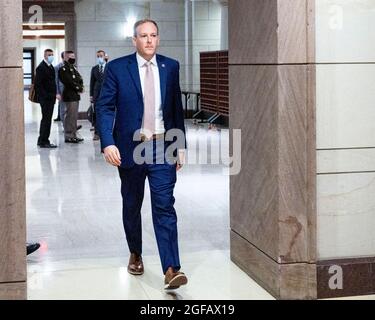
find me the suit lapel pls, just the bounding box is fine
[127,53,143,100]
[157,55,167,109]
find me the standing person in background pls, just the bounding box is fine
[90,50,108,141]
[54,51,66,123]
[59,51,84,144]
[34,48,58,149]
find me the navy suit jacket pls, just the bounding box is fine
[96,53,186,168]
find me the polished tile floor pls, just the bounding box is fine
[25,94,274,300]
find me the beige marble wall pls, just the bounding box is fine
[315,0,375,260]
[229,0,314,64]
[229,0,317,299]
[0,0,26,300]
[0,0,23,68]
[316,0,375,63]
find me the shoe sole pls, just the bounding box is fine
[164,274,188,290]
[127,269,144,276]
[65,140,83,143]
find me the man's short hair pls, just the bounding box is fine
[97,50,106,55]
[61,51,65,59]
[133,19,159,37]
[44,49,53,54]
[65,50,74,55]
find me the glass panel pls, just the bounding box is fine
[23,59,32,73]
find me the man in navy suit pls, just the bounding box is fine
[96,19,188,290]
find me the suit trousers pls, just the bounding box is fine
[64,101,79,139]
[118,139,181,274]
[38,99,55,145]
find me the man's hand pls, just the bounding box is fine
[104,145,121,167]
[176,149,185,171]
[90,96,94,103]
[56,94,62,101]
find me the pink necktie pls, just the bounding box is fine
[143,61,155,138]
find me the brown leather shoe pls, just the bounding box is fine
[164,268,188,290]
[127,253,144,275]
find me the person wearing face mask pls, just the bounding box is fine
[58,50,84,143]
[34,49,58,148]
[90,50,108,141]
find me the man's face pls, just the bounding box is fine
[132,22,160,59]
[44,51,54,60]
[97,51,105,59]
[66,53,75,61]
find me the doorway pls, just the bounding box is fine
[23,48,35,89]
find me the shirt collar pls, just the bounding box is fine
[136,52,157,67]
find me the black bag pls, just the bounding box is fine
[87,103,94,124]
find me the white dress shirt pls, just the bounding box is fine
[98,62,106,72]
[136,52,165,135]
[44,59,52,67]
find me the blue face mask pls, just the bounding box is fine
[97,57,105,65]
[47,55,54,64]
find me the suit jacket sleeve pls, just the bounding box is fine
[54,65,61,95]
[173,62,187,149]
[35,65,46,102]
[96,62,118,150]
[90,67,96,97]
[76,70,84,91]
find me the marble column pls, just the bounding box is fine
[0,0,26,299]
[229,0,317,299]
[65,18,77,55]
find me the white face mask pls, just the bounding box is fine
[97,57,105,65]
[47,55,54,64]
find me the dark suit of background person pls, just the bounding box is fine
[34,51,57,148]
[58,53,84,143]
[96,19,188,290]
[90,53,106,140]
